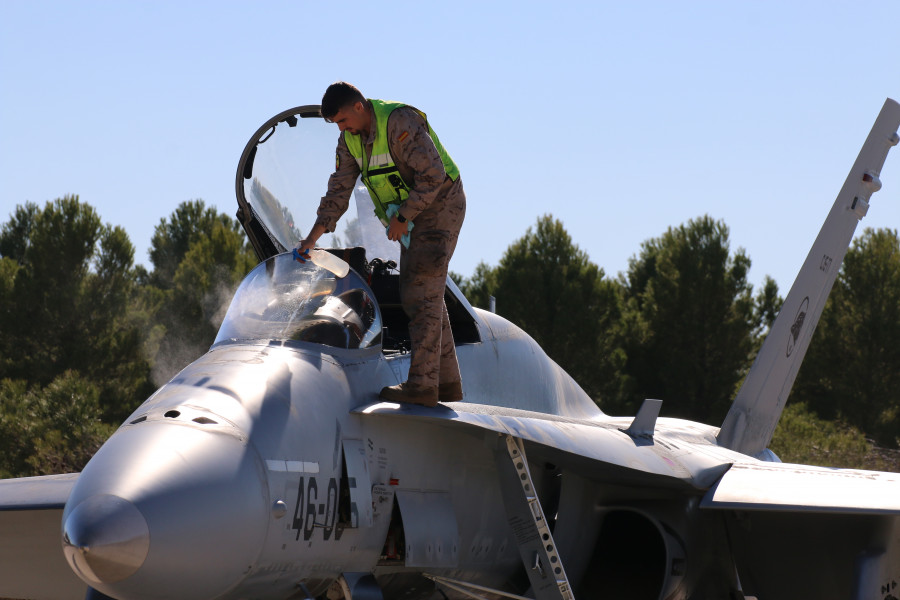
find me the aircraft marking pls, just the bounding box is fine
[291,476,345,542]
[883,578,899,600]
[786,296,809,357]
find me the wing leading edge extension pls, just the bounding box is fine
[354,401,731,490]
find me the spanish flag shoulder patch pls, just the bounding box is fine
[398,131,409,143]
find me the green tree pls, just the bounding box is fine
[462,215,626,405]
[0,257,20,345]
[147,201,257,384]
[0,202,37,264]
[619,215,760,422]
[792,228,900,446]
[0,372,115,477]
[148,199,239,290]
[0,196,153,421]
[752,275,781,339]
[458,261,498,310]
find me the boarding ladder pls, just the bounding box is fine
[424,435,574,600]
[495,435,574,600]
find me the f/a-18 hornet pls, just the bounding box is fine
[1,98,899,600]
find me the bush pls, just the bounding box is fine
[770,402,896,471]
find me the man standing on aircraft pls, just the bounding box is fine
[296,81,466,407]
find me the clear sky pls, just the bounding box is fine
[2,0,899,294]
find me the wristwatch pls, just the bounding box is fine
[396,212,407,223]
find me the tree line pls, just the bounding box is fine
[1,197,898,477]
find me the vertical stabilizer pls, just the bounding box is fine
[717,98,900,457]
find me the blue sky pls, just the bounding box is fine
[2,1,899,294]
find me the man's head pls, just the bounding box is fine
[321,81,370,135]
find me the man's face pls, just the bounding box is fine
[329,101,369,135]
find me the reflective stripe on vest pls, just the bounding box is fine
[344,99,459,224]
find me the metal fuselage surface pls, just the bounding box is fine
[60,254,745,600]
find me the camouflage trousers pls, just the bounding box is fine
[399,179,466,389]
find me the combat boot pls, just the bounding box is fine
[438,380,463,402]
[380,382,438,407]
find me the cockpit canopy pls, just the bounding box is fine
[234,105,398,265]
[214,253,381,350]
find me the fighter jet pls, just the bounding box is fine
[1,99,899,600]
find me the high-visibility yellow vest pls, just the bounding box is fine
[343,99,459,224]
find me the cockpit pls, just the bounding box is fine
[226,105,480,353]
[214,253,381,350]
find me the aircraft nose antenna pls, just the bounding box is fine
[62,494,150,584]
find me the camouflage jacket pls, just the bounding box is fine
[315,103,460,233]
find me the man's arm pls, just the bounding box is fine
[300,136,359,250]
[388,107,448,222]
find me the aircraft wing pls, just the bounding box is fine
[700,461,900,599]
[700,461,900,515]
[0,473,87,600]
[356,401,900,516]
[353,401,731,490]
[356,402,900,599]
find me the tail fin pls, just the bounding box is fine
[717,98,900,457]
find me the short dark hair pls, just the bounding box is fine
[321,82,365,119]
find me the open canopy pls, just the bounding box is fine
[234,105,398,265]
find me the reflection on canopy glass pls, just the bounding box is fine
[242,113,335,250]
[214,253,381,350]
[242,113,360,251]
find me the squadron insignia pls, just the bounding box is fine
[786,296,810,357]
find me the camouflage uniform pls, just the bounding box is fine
[315,103,466,390]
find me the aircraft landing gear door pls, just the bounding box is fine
[394,490,459,568]
[342,440,374,528]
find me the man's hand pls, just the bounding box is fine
[295,223,327,260]
[294,238,316,262]
[387,215,408,242]
[295,237,316,258]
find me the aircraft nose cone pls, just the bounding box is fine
[62,494,150,584]
[61,421,268,600]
